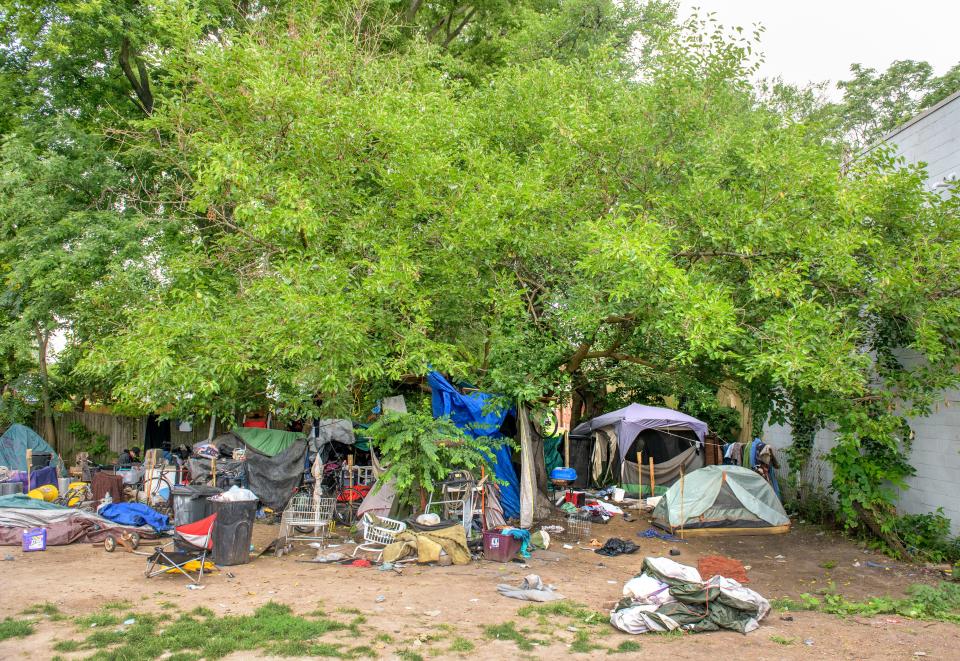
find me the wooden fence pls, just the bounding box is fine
[31,411,221,461]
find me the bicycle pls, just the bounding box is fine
[120,465,175,517]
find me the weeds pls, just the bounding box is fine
[450,636,474,652]
[819,560,837,570]
[773,582,960,623]
[612,639,642,653]
[483,621,543,651]
[569,630,603,653]
[102,600,133,611]
[0,617,34,642]
[517,601,605,627]
[770,635,796,645]
[56,601,368,659]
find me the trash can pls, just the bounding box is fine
[208,498,258,566]
[171,485,223,527]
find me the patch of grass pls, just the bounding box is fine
[102,600,133,611]
[53,640,82,652]
[819,560,837,570]
[336,607,363,615]
[159,601,178,610]
[517,601,605,627]
[0,617,34,642]
[75,611,121,628]
[483,621,543,651]
[347,645,377,658]
[779,582,960,623]
[396,651,424,661]
[22,602,61,616]
[655,628,685,639]
[770,635,796,645]
[569,630,603,653]
[57,601,368,659]
[373,633,394,644]
[450,636,474,652]
[612,640,641,653]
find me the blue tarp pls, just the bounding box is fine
[0,423,66,477]
[427,371,520,519]
[98,502,171,532]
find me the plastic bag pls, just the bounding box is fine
[210,485,257,501]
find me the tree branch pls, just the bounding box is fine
[119,37,154,114]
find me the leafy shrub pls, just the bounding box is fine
[894,509,960,563]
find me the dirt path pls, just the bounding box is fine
[2,518,958,659]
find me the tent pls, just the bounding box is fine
[651,465,790,535]
[570,404,708,489]
[0,423,66,477]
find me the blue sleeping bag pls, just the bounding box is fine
[98,502,170,532]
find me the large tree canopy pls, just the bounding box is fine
[2,1,959,550]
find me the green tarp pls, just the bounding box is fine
[544,436,563,475]
[231,427,304,458]
[0,494,68,511]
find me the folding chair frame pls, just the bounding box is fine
[145,542,216,584]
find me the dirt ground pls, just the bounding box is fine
[2,514,959,660]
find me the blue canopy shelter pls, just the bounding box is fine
[427,371,521,519]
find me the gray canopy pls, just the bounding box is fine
[571,403,708,461]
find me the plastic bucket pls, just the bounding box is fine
[171,485,223,527]
[612,487,626,502]
[58,477,72,495]
[208,498,258,566]
[0,482,22,496]
[482,530,522,563]
[22,528,47,551]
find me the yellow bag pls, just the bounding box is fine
[27,485,59,502]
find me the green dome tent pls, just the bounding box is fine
[652,465,790,536]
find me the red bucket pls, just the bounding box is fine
[482,530,521,563]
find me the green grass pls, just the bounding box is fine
[612,640,642,653]
[569,630,603,653]
[336,607,364,615]
[101,600,133,611]
[0,617,34,642]
[819,560,837,570]
[770,635,796,645]
[773,582,960,623]
[22,602,61,617]
[373,633,394,644]
[159,601,178,610]
[396,651,424,661]
[75,611,121,628]
[56,601,371,659]
[483,622,544,651]
[450,636,474,652]
[53,640,82,652]
[517,601,605,626]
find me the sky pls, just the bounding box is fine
[677,1,960,95]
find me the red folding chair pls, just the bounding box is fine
[145,513,217,584]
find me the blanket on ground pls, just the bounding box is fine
[383,522,470,565]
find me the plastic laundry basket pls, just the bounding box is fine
[482,530,522,563]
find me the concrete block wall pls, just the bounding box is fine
[884,91,960,192]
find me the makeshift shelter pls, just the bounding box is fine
[0,494,158,545]
[190,429,307,510]
[571,404,708,490]
[0,423,66,477]
[651,465,790,536]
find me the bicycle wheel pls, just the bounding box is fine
[145,475,174,516]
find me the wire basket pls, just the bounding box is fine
[284,492,336,528]
[545,509,593,543]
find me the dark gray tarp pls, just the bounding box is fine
[195,432,306,510]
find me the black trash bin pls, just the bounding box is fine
[171,485,223,527]
[208,497,258,566]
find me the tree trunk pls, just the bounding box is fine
[36,326,57,451]
[851,500,910,559]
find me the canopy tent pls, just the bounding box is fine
[571,404,708,489]
[0,423,66,477]
[651,465,790,535]
[427,371,521,519]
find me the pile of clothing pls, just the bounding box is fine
[611,557,770,635]
[722,437,781,499]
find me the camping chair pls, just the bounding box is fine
[145,513,217,584]
[352,513,406,561]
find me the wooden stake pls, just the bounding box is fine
[144,451,154,505]
[347,454,355,524]
[563,430,570,468]
[635,451,642,509]
[211,457,217,487]
[649,456,655,498]
[26,449,32,492]
[678,464,685,540]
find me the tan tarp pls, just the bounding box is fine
[620,446,702,487]
[382,523,471,565]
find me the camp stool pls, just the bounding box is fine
[352,513,406,561]
[145,513,217,585]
